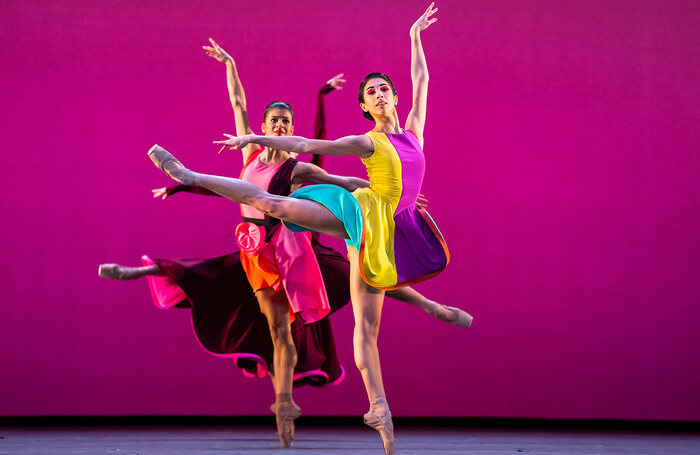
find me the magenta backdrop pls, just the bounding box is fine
[1,0,699,420]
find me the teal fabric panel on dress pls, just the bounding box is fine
[283,184,364,251]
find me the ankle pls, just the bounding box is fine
[422,300,439,315]
[275,393,293,404]
[369,396,390,415]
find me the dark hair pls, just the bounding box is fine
[263,101,294,122]
[358,73,397,121]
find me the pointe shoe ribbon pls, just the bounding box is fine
[364,410,395,455]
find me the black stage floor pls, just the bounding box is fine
[1,424,699,455]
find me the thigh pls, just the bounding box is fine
[271,196,349,240]
[256,287,291,330]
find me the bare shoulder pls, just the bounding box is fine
[338,134,374,158]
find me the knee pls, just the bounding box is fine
[254,196,286,219]
[354,319,380,343]
[354,355,367,372]
[269,322,292,343]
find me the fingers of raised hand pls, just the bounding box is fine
[203,46,219,59]
[329,73,347,89]
[420,3,437,25]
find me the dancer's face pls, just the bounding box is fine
[261,108,294,136]
[360,77,397,120]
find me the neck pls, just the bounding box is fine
[371,111,402,134]
[259,147,289,165]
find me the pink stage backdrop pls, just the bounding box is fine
[1,0,699,420]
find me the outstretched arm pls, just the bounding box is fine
[292,162,369,193]
[405,3,438,146]
[215,133,373,158]
[203,38,259,164]
[313,73,346,167]
[152,185,221,200]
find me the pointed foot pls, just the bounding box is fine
[98,264,140,280]
[147,144,197,185]
[426,302,473,327]
[364,410,395,455]
[270,401,301,448]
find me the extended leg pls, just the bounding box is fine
[98,263,165,280]
[148,145,348,238]
[386,287,473,328]
[347,247,394,455]
[257,288,301,448]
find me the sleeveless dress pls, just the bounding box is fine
[140,151,350,386]
[284,130,449,290]
[237,154,331,324]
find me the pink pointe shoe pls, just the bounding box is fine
[426,303,473,328]
[364,409,395,455]
[270,401,301,448]
[147,144,197,185]
[98,264,141,280]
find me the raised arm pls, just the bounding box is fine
[312,73,346,167]
[215,133,374,158]
[405,3,438,146]
[203,38,259,165]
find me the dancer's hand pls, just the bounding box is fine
[416,193,429,209]
[411,2,438,33]
[152,186,175,200]
[203,38,232,63]
[326,73,347,90]
[215,133,255,153]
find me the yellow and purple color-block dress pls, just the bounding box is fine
[285,130,449,290]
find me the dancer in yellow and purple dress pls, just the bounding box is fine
[146,4,464,454]
[284,128,448,290]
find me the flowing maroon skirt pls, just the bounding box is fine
[142,238,351,387]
